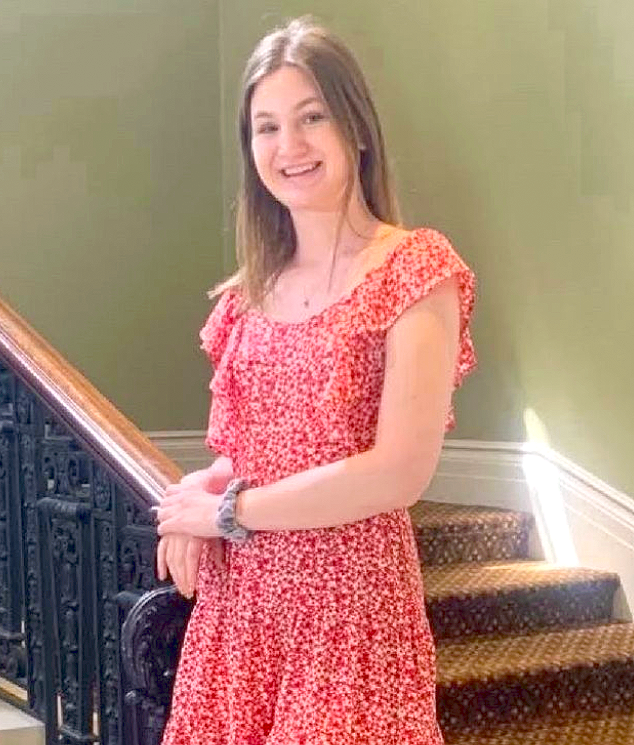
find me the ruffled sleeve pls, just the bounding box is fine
[370,227,478,431]
[199,289,241,368]
[199,289,242,458]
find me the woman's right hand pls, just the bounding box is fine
[156,459,234,596]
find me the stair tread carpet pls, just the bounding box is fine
[409,501,533,565]
[406,500,634,740]
[424,560,619,601]
[424,560,620,640]
[436,621,634,685]
[410,501,532,531]
[445,708,634,744]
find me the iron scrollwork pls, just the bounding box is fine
[121,586,194,745]
[0,357,176,745]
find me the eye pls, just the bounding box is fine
[254,121,278,135]
[302,111,327,125]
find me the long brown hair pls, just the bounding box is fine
[210,15,401,310]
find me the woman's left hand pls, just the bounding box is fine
[154,486,223,538]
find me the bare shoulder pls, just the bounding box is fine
[360,224,416,272]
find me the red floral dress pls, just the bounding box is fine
[161,227,477,745]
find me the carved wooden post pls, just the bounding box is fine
[121,587,193,745]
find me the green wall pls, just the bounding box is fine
[2,2,633,497]
[0,1,224,431]
[219,1,634,496]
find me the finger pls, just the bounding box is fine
[185,540,201,596]
[161,537,174,582]
[158,518,185,537]
[166,537,184,594]
[165,537,176,585]
[157,511,183,533]
[159,491,195,508]
[160,539,170,580]
[155,506,178,523]
[174,538,190,596]
[157,536,167,580]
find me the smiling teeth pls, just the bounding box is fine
[283,163,319,176]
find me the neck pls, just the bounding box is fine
[289,192,382,270]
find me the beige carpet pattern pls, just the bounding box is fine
[410,502,532,566]
[409,501,634,744]
[447,709,634,745]
[424,560,619,639]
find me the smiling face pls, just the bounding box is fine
[249,64,354,215]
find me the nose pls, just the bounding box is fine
[277,123,308,157]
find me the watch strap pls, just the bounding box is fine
[216,477,252,543]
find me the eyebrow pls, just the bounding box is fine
[252,96,323,120]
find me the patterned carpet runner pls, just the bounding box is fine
[409,501,634,744]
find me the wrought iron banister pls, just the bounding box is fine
[0,295,189,745]
[0,296,181,503]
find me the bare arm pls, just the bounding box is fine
[235,276,460,532]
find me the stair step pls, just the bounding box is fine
[0,699,43,745]
[424,560,619,640]
[410,501,532,565]
[436,622,634,733]
[444,708,634,744]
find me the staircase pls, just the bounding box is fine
[7,498,630,743]
[412,501,634,744]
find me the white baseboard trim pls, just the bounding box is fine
[145,430,211,473]
[147,431,634,617]
[429,439,634,619]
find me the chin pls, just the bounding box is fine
[272,189,345,214]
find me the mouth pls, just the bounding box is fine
[280,161,322,178]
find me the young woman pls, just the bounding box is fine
[155,15,477,744]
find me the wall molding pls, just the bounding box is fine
[147,431,634,616]
[428,439,634,617]
[145,430,211,474]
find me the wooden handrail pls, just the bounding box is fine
[0,296,181,506]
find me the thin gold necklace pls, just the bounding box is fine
[300,225,398,308]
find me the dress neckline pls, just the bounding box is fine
[246,228,424,330]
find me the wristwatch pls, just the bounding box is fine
[216,477,253,543]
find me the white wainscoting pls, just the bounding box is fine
[147,432,634,617]
[146,430,212,473]
[428,440,634,619]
